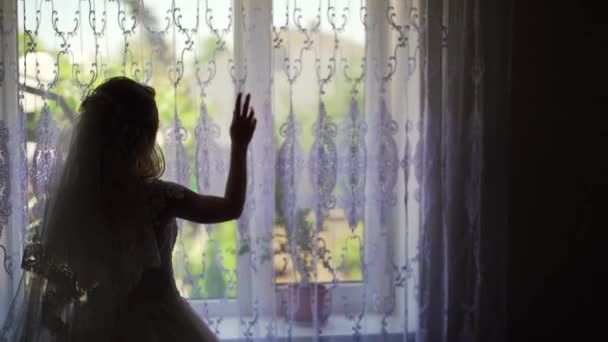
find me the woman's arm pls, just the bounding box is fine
[166,93,256,224]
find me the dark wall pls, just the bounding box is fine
[508,1,605,340]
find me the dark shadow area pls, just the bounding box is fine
[508,1,605,340]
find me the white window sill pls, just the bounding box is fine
[188,283,368,317]
[209,314,411,341]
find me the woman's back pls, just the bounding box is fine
[110,180,217,342]
[125,180,180,301]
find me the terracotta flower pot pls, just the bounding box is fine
[277,283,331,324]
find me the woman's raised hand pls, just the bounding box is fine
[230,93,257,148]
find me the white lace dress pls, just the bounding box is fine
[112,180,218,342]
[1,180,218,342]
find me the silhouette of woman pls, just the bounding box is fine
[1,77,256,341]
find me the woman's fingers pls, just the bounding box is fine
[234,92,255,128]
[242,93,251,118]
[235,92,242,117]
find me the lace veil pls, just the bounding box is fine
[1,79,163,342]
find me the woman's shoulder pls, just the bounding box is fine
[144,179,190,220]
[146,179,187,201]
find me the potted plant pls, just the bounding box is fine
[237,173,333,324]
[273,208,332,324]
[237,206,333,324]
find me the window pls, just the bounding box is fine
[12,0,421,337]
[271,0,366,285]
[19,0,239,301]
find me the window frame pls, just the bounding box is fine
[196,2,417,326]
[1,0,419,335]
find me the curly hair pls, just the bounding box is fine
[78,77,165,181]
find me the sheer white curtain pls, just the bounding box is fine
[0,0,509,341]
[1,0,28,330]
